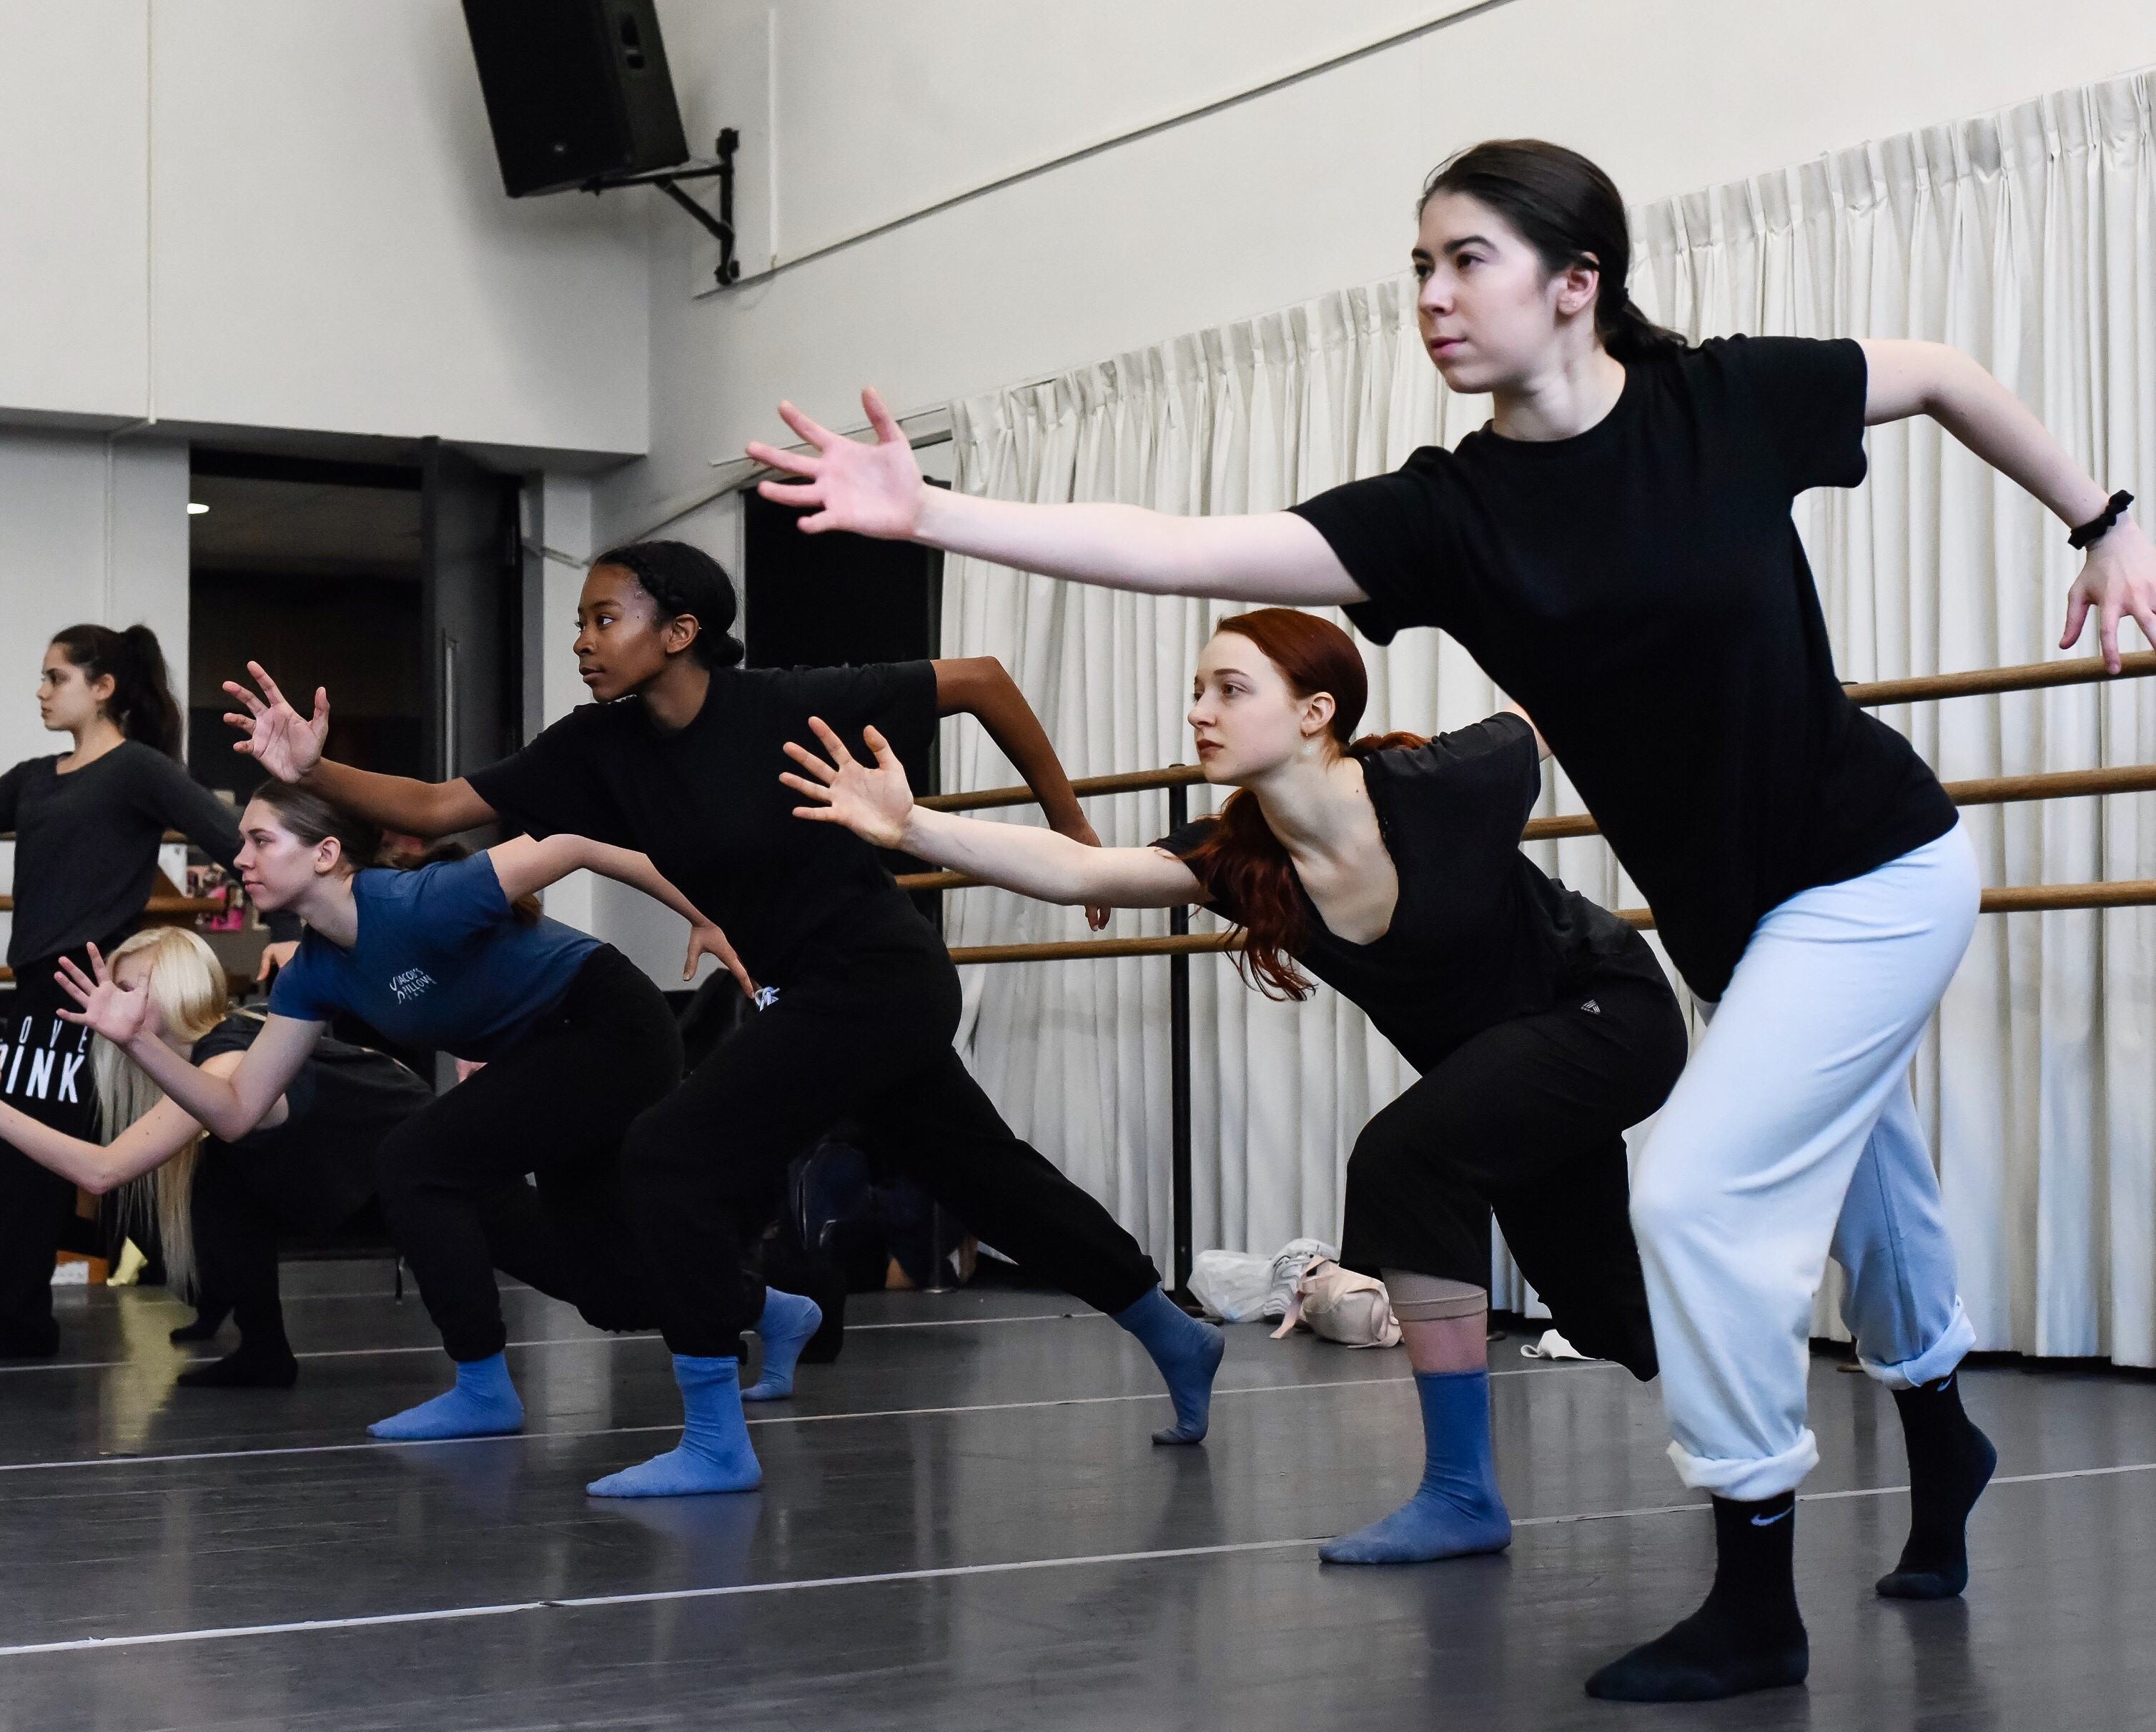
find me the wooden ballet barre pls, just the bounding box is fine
[1845,650,2156,708]
[899,766,2156,894]
[916,653,2156,822]
[944,879,2156,962]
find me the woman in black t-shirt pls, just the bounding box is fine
[0,623,299,1360]
[222,540,1222,1501]
[784,608,1687,1565]
[746,140,2156,1700]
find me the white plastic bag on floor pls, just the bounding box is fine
[1265,1237,1339,1320]
[1520,1328,1588,1360]
[1188,1250,1274,1322]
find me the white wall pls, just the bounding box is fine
[600,0,2156,543]
[0,1,650,462]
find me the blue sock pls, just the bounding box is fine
[1114,1287,1225,1445]
[741,1288,823,1402]
[1320,1367,1511,1563]
[585,1355,763,1498]
[367,1351,523,1442]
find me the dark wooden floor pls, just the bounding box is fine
[1,1264,2152,1729]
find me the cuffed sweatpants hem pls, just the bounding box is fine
[1859,1295,1974,1391]
[1666,1429,1820,1502]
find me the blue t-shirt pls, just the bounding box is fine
[267,853,600,1061]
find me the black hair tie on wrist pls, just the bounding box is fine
[2069,490,2135,550]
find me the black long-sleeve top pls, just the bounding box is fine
[0,742,300,966]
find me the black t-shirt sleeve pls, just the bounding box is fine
[188,1018,257,1066]
[0,759,27,832]
[465,711,632,846]
[1288,453,1461,646]
[781,660,940,762]
[1426,711,1542,830]
[1714,335,1870,494]
[1147,815,1227,916]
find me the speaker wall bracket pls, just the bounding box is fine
[581,127,741,286]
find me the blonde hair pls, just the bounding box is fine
[94,927,232,1298]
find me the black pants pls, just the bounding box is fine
[1339,962,1688,1379]
[0,949,103,1355]
[190,1152,390,1343]
[623,905,1162,1357]
[372,946,681,1362]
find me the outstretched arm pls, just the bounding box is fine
[783,718,1204,909]
[934,655,1112,929]
[0,1050,289,1194]
[1861,340,2156,671]
[224,662,495,837]
[748,390,1362,605]
[486,833,757,994]
[55,947,319,1142]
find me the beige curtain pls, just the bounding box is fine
[944,66,2156,1360]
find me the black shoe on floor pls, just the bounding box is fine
[177,1342,299,1389]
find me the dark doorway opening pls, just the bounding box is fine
[187,451,428,803]
[743,485,946,926]
[743,484,942,795]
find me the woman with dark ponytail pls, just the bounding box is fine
[784,605,1686,1558]
[753,133,2156,1699]
[0,623,298,1358]
[224,538,1215,1499]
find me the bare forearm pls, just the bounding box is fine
[936,660,1086,833]
[124,1037,262,1142]
[914,490,1360,604]
[901,808,1191,907]
[585,843,705,927]
[0,1099,120,1192]
[1868,341,2110,524]
[300,758,490,839]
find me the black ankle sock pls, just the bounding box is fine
[1584,1493,1808,1702]
[177,1335,297,1390]
[1879,1372,1995,1600]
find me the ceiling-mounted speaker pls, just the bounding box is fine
[460,0,690,198]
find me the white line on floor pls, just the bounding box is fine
[0,1373,1435,1475]
[4,1455,2150,1661]
[0,1311,1109,1376]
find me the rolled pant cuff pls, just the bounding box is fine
[1858,1296,1974,1391]
[1666,1428,1819,1502]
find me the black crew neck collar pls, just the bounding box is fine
[1472,360,1641,460]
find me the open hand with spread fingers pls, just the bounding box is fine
[54,944,159,1049]
[224,660,330,783]
[746,389,926,540]
[781,718,916,850]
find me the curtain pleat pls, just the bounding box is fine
[943,67,2156,1359]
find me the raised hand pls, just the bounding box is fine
[746,389,926,540]
[781,718,916,848]
[54,944,159,1048]
[224,661,330,783]
[685,917,759,1000]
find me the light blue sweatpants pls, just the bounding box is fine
[1631,823,1980,1501]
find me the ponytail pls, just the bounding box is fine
[49,623,184,758]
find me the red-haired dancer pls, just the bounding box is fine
[786,608,1687,1565]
